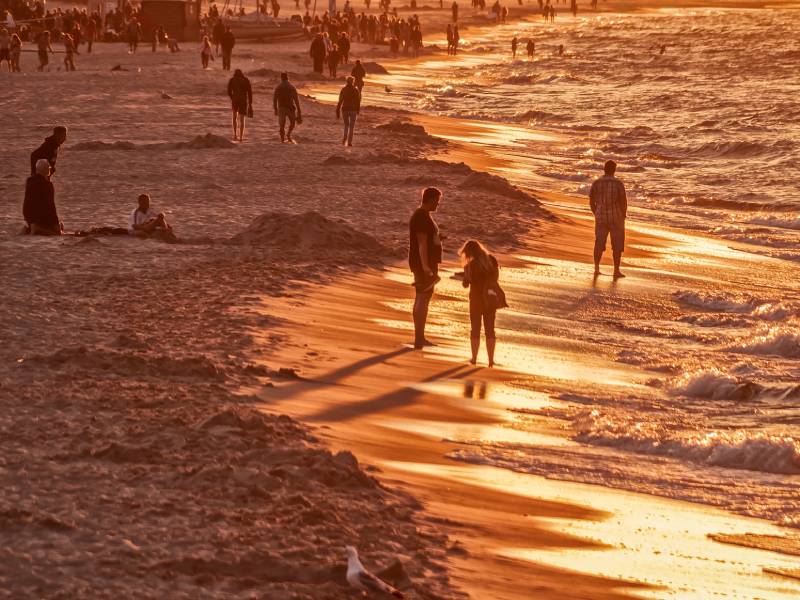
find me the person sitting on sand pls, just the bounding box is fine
[590,159,628,279]
[273,72,302,143]
[409,187,445,349]
[227,68,253,142]
[30,126,67,177]
[336,76,361,147]
[129,193,176,241]
[23,159,62,235]
[460,240,504,366]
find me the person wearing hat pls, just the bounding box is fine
[227,69,253,142]
[30,126,67,177]
[23,159,62,235]
[273,72,302,143]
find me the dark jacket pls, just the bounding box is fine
[273,80,300,112]
[336,84,361,114]
[23,174,58,227]
[351,63,366,82]
[220,31,235,52]
[30,134,60,176]
[309,36,326,59]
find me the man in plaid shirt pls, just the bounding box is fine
[589,160,628,279]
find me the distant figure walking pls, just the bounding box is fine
[0,28,11,72]
[460,240,504,366]
[451,0,458,22]
[526,38,534,56]
[36,30,53,71]
[409,187,444,349]
[220,25,236,70]
[227,69,253,142]
[30,126,67,177]
[351,59,366,93]
[127,19,141,53]
[446,24,454,55]
[273,72,302,143]
[23,159,62,235]
[129,193,176,241]
[511,36,517,58]
[309,33,326,74]
[336,76,361,146]
[63,33,77,71]
[452,25,460,54]
[589,159,628,279]
[10,32,21,72]
[328,43,340,78]
[200,35,213,68]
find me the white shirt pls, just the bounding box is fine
[129,207,158,233]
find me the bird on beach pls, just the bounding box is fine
[345,546,405,598]
[160,91,173,100]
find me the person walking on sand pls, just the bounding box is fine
[336,76,361,146]
[451,1,458,22]
[351,59,366,93]
[590,159,628,279]
[446,23,454,55]
[526,38,534,57]
[200,35,213,68]
[273,72,302,143]
[327,43,340,78]
[23,159,62,236]
[0,28,11,72]
[460,239,503,366]
[129,193,176,241]
[63,33,78,71]
[227,68,253,142]
[127,19,141,53]
[511,35,518,58]
[36,30,54,71]
[452,25,460,54]
[409,188,445,349]
[10,32,21,72]
[30,126,67,177]
[220,25,235,71]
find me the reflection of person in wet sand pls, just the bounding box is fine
[460,240,502,367]
[409,187,444,349]
[590,160,628,279]
[129,193,176,241]
[23,159,62,235]
[227,68,253,142]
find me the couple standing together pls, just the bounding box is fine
[407,163,628,363]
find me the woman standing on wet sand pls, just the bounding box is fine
[200,35,213,69]
[460,240,505,367]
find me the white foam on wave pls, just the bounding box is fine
[668,369,761,400]
[675,291,800,322]
[575,412,800,475]
[729,327,800,358]
[746,214,800,231]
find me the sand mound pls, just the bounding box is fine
[71,141,137,151]
[375,119,446,146]
[363,61,390,74]
[228,211,387,259]
[27,346,226,380]
[460,171,540,203]
[168,133,236,150]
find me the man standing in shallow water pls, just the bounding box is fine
[409,187,445,349]
[589,159,628,279]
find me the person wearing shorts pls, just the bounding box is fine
[227,69,252,142]
[408,187,444,349]
[589,159,628,279]
[273,72,302,143]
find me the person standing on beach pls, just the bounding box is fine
[227,69,252,142]
[589,159,628,279]
[273,72,302,143]
[409,187,444,349]
[511,36,518,58]
[446,24,454,55]
[0,28,11,72]
[460,240,502,366]
[220,26,235,71]
[451,1,458,22]
[23,159,62,235]
[452,25,460,54]
[127,19,141,53]
[36,30,53,71]
[200,35,213,68]
[336,76,361,146]
[351,59,366,93]
[63,33,78,71]
[30,126,67,177]
[526,39,534,56]
[10,32,21,72]
[309,33,326,74]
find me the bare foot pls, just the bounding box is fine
[613,270,626,279]
[469,358,477,365]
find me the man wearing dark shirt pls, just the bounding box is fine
[336,76,361,147]
[273,72,302,143]
[220,26,235,71]
[227,69,252,142]
[351,59,366,92]
[23,159,62,235]
[30,125,67,176]
[408,187,444,349]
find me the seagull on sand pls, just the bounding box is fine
[345,546,405,598]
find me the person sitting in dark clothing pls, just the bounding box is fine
[23,159,62,235]
[30,125,67,176]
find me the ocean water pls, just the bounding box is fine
[358,6,800,535]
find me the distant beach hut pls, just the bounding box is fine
[140,0,201,42]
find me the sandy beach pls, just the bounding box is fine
[3,0,800,598]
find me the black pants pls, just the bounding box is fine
[222,50,232,70]
[469,301,496,339]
